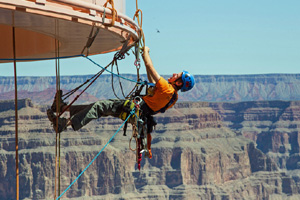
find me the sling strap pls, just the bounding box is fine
[136,91,178,117]
[153,92,178,114]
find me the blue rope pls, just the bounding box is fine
[0,54,149,86]
[84,56,148,85]
[56,109,135,200]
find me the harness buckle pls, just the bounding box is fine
[133,96,142,108]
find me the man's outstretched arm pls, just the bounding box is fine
[142,46,160,84]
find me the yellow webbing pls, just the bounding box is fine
[119,100,135,121]
[103,0,118,26]
[133,0,145,49]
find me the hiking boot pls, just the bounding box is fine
[47,109,68,133]
[51,90,67,113]
[53,117,68,133]
[47,109,56,123]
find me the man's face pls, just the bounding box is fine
[168,72,182,83]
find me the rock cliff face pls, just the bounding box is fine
[1,99,300,199]
[208,100,300,196]
[209,101,300,169]
[1,74,300,104]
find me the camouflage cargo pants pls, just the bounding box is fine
[70,99,125,131]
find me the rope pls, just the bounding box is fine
[81,24,100,56]
[0,54,147,86]
[84,56,147,85]
[56,109,135,200]
[2,53,149,118]
[58,54,147,117]
[54,19,62,199]
[133,0,143,30]
[12,19,19,200]
[57,59,111,117]
[133,0,145,49]
[111,61,126,99]
[103,0,118,26]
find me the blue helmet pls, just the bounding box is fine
[181,70,195,92]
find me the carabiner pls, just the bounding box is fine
[134,96,142,108]
[134,59,141,69]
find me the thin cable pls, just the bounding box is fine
[84,56,147,85]
[54,21,59,199]
[56,110,135,200]
[57,62,110,118]
[57,55,148,110]
[111,61,126,99]
[57,54,146,118]
[111,63,121,99]
[12,12,19,200]
[61,55,148,102]
[57,37,62,198]
[54,18,63,199]
[0,55,148,86]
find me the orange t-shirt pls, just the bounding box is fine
[142,77,178,113]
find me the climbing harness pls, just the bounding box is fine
[119,99,138,121]
[49,0,162,196]
[119,96,156,170]
[124,89,178,170]
[52,39,154,173]
[4,0,153,198]
[130,109,156,170]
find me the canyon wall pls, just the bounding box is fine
[1,74,300,104]
[0,99,300,199]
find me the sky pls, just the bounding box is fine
[1,0,300,76]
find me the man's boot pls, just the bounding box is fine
[51,90,67,113]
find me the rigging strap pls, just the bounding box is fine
[153,92,178,114]
[81,25,100,56]
[63,37,144,98]
[58,61,110,118]
[103,0,118,26]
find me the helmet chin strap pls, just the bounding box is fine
[170,78,182,91]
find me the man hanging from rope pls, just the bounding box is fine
[47,46,195,135]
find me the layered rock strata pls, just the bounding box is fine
[0,99,299,199]
[1,74,300,104]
